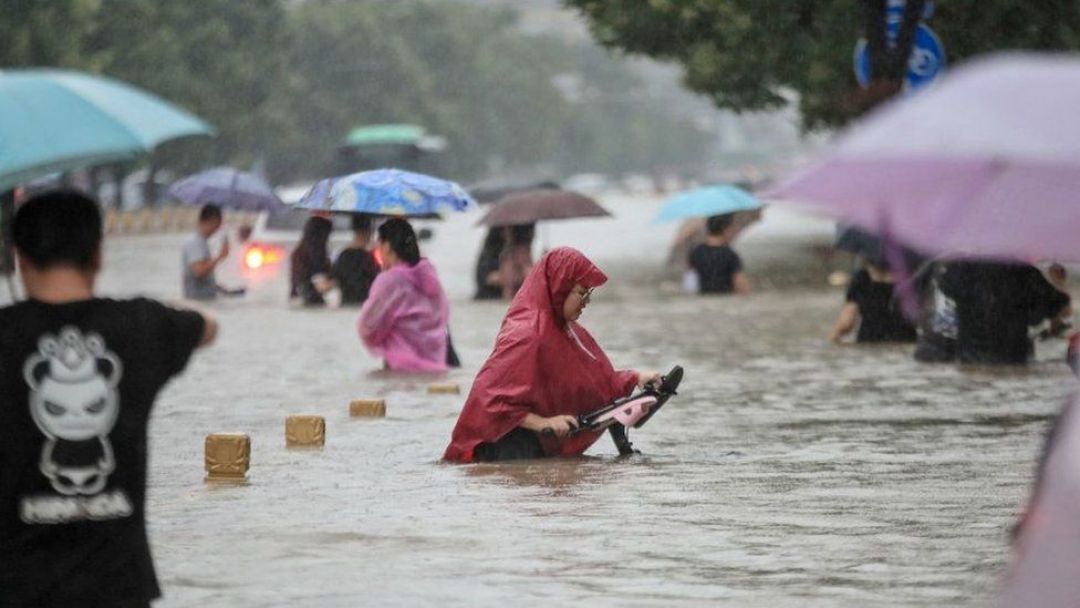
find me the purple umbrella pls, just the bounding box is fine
[1000,395,1080,608]
[767,53,1080,262]
[477,189,611,227]
[168,167,283,211]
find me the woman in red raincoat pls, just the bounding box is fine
[444,247,659,462]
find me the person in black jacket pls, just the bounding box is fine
[940,261,1071,364]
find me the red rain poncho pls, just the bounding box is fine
[443,247,638,462]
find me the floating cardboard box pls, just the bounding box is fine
[205,433,250,481]
[427,384,461,395]
[286,415,326,447]
[349,399,386,417]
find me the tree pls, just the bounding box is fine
[565,0,1080,130]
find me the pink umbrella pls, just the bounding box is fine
[1000,396,1080,608]
[767,52,1080,262]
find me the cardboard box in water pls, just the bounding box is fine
[349,399,386,417]
[205,433,250,481]
[286,415,326,447]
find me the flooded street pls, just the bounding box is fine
[72,196,1074,606]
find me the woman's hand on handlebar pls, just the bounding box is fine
[521,413,578,438]
[542,415,579,438]
[635,370,662,389]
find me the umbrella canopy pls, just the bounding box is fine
[167,167,283,211]
[295,169,474,217]
[655,185,762,223]
[476,189,611,227]
[466,176,560,204]
[766,52,1080,262]
[0,69,213,192]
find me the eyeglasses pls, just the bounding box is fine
[574,287,594,303]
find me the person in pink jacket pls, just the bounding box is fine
[358,218,450,372]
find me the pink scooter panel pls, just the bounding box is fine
[609,395,658,428]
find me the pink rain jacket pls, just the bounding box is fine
[443,247,638,462]
[358,258,449,372]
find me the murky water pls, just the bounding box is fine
[19,196,1075,606]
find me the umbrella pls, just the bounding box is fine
[466,176,561,204]
[766,52,1080,262]
[477,189,611,227]
[295,169,474,217]
[1000,396,1080,607]
[0,69,213,192]
[655,185,762,223]
[167,167,283,211]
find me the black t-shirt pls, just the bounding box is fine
[331,248,380,306]
[845,269,917,343]
[688,243,742,294]
[941,261,1071,364]
[0,298,205,607]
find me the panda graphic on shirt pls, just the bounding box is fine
[22,326,123,497]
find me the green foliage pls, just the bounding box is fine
[0,0,715,184]
[566,0,1080,130]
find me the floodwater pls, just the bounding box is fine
[30,195,1079,606]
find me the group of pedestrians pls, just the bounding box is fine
[4,188,1076,605]
[829,251,1072,366]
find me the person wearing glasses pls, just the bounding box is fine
[443,247,659,462]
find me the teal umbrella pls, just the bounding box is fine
[0,69,213,192]
[655,185,762,223]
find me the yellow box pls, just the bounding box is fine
[349,399,386,417]
[286,415,326,447]
[427,383,461,395]
[205,433,251,481]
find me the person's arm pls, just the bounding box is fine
[357,276,407,347]
[519,412,579,438]
[190,239,229,279]
[829,302,859,344]
[733,272,751,295]
[634,370,662,388]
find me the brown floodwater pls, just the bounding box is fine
[13,195,1073,607]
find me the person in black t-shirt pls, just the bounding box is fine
[940,261,1071,365]
[687,213,749,295]
[331,214,380,306]
[0,191,216,607]
[830,262,917,344]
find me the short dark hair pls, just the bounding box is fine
[377,218,420,266]
[199,203,223,223]
[706,213,735,236]
[13,190,103,271]
[350,213,373,234]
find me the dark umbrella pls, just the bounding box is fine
[466,176,560,204]
[477,189,611,227]
[168,167,283,211]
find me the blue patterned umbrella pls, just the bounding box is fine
[295,169,474,216]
